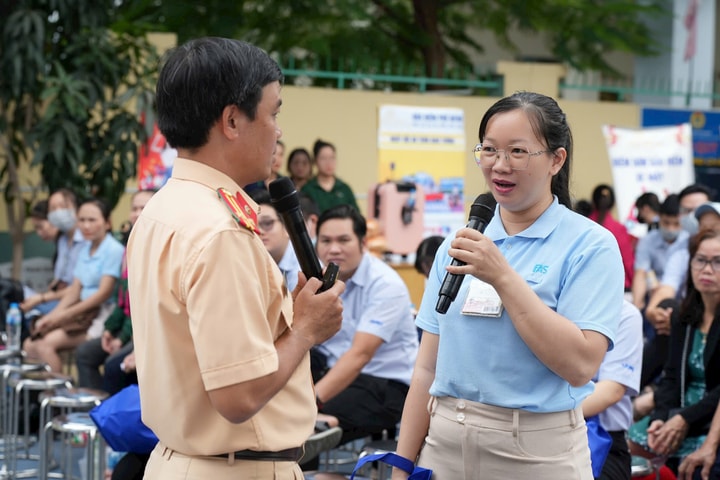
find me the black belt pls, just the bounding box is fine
[213,446,303,462]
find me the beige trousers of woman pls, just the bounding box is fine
[417,396,593,480]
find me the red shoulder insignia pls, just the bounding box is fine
[217,188,260,234]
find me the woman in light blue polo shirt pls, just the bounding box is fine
[393,92,625,480]
[24,198,124,373]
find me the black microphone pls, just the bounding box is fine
[268,177,338,292]
[435,193,496,314]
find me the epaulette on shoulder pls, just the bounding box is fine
[217,188,260,234]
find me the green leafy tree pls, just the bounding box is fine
[0,0,158,279]
[125,0,665,83]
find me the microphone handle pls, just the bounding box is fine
[435,216,486,314]
[278,209,339,293]
[281,210,323,280]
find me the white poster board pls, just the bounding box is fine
[602,123,695,236]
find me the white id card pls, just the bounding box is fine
[461,278,503,317]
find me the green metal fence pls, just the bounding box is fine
[279,56,504,95]
[279,56,719,106]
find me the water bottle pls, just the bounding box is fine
[5,302,22,362]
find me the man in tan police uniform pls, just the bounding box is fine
[126,37,345,480]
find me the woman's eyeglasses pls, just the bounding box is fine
[473,144,551,171]
[690,255,720,272]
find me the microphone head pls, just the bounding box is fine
[469,193,496,223]
[268,177,299,213]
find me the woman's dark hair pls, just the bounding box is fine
[248,188,271,207]
[635,192,660,213]
[156,37,283,151]
[316,205,366,243]
[680,228,720,327]
[573,199,592,218]
[415,235,445,276]
[30,200,49,220]
[591,184,615,225]
[50,188,78,210]
[313,139,335,159]
[478,91,573,208]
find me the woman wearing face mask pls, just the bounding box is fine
[631,194,690,312]
[23,197,125,373]
[21,189,87,315]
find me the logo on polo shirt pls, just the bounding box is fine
[532,264,548,274]
[528,264,549,283]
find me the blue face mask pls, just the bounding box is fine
[48,208,76,232]
[660,228,679,243]
[680,213,699,235]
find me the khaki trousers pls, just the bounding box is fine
[417,396,593,480]
[143,443,304,480]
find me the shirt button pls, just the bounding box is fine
[456,413,465,423]
[457,401,466,410]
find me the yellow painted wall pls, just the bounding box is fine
[276,84,639,216]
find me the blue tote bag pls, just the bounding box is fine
[350,452,432,480]
[587,415,612,478]
[89,384,159,454]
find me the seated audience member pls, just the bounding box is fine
[678,400,720,480]
[636,192,661,232]
[103,349,138,396]
[312,205,418,445]
[628,228,720,474]
[640,201,720,395]
[589,184,636,291]
[21,200,59,300]
[29,199,59,244]
[582,300,643,480]
[414,235,445,278]
[248,189,301,292]
[301,139,359,214]
[75,190,155,391]
[21,189,86,315]
[645,188,714,333]
[632,194,688,311]
[23,198,125,373]
[287,147,313,190]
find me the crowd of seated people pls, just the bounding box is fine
[12,145,720,480]
[574,183,720,479]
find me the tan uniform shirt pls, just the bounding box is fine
[127,158,315,456]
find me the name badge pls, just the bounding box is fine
[461,278,503,317]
